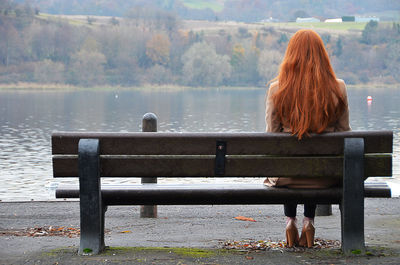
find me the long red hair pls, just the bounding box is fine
[272,29,346,139]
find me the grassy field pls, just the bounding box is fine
[182,0,225,12]
[182,19,373,37]
[275,22,368,31]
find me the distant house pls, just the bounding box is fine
[296,17,320,23]
[355,17,380,22]
[342,16,355,22]
[260,17,279,23]
[325,18,342,23]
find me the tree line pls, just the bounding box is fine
[1,1,400,87]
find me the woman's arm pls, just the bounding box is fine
[265,82,282,132]
[335,79,351,132]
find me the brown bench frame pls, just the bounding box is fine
[52,130,392,254]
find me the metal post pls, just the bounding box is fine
[78,139,105,255]
[140,113,158,218]
[341,138,365,254]
[316,204,332,216]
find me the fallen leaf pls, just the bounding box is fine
[234,216,256,222]
[245,256,254,260]
[119,230,132,233]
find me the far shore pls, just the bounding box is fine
[0,82,399,91]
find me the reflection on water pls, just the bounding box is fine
[0,87,399,201]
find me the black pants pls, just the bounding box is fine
[284,203,316,218]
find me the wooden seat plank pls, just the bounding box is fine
[52,154,391,178]
[52,131,393,156]
[55,183,391,204]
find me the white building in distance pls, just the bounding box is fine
[296,17,321,23]
[355,17,380,22]
[325,18,342,23]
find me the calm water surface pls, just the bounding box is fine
[1,87,399,201]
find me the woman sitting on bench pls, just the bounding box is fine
[264,29,351,247]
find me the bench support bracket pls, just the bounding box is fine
[215,141,227,175]
[78,139,105,255]
[341,138,365,254]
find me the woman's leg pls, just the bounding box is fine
[299,203,316,247]
[284,203,297,217]
[284,203,299,247]
[303,203,316,218]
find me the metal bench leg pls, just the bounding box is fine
[78,139,105,255]
[341,138,365,254]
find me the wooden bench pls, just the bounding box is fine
[52,130,392,254]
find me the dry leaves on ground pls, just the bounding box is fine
[0,226,80,238]
[222,238,341,252]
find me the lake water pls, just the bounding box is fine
[1,87,399,201]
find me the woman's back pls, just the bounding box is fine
[264,29,351,188]
[266,78,351,135]
[266,29,349,139]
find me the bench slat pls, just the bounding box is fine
[52,131,393,155]
[53,154,391,178]
[55,183,391,205]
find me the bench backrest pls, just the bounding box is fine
[52,131,392,179]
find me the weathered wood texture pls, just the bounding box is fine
[55,183,391,204]
[52,131,392,178]
[52,131,393,155]
[53,155,391,178]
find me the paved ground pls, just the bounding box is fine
[1,198,399,264]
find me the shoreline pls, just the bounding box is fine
[0,82,399,91]
[0,83,263,92]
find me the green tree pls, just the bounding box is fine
[384,41,400,82]
[69,38,106,86]
[258,50,283,83]
[181,42,231,86]
[277,33,288,46]
[0,22,22,66]
[333,37,343,57]
[146,64,174,84]
[321,33,331,45]
[292,10,309,21]
[95,25,143,85]
[230,43,245,68]
[361,20,378,44]
[146,34,170,65]
[33,59,65,83]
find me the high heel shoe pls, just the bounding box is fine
[299,219,315,248]
[285,218,299,247]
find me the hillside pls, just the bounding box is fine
[1,1,400,88]
[15,0,400,22]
